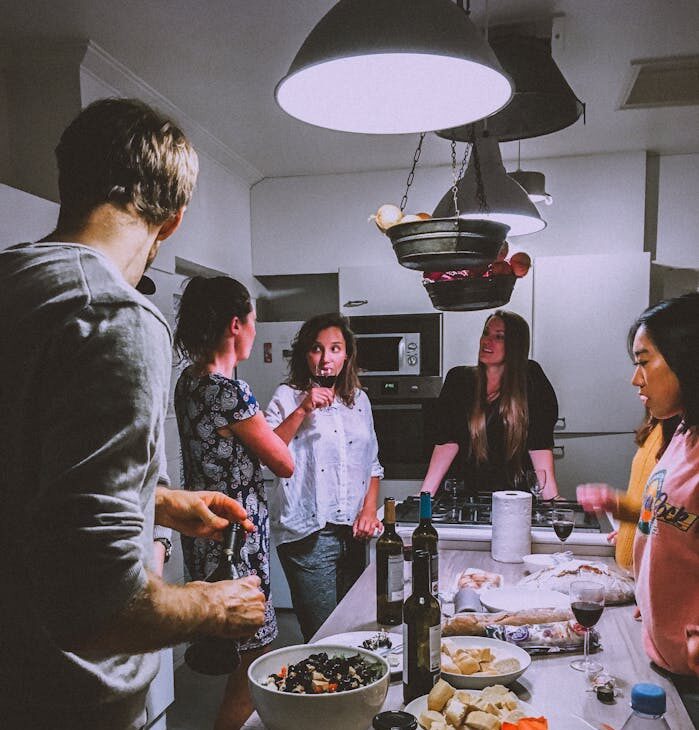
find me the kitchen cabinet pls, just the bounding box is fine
[339,264,431,316]
[532,252,650,433]
[551,432,637,500]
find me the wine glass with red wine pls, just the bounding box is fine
[312,364,337,408]
[551,508,575,544]
[570,579,605,673]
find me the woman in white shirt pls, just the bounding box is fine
[265,313,383,641]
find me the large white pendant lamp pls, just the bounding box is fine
[433,131,546,236]
[275,0,513,135]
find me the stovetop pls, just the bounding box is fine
[395,492,603,532]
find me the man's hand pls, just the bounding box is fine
[197,575,266,639]
[155,487,255,539]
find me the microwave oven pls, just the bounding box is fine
[354,332,420,376]
[350,313,442,378]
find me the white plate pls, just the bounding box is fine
[315,631,402,676]
[404,689,540,728]
[479,587,569,612]
[440,636,531,689]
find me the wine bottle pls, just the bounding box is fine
[184,522,246,675]
[412,491,439,596]
[402,549,441,704]
[376,497,404,625]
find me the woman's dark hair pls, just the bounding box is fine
[469,310,530,473]
[628,292,699,434]
[287,313,360,407]
[174,276,252,365]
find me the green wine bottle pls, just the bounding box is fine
[402,548,441,704]
[376,497,404,625]
[412,491,439,595]
[184,522,244,675]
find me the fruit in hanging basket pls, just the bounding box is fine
[509,252,532,277]
[369,204,403,231]
[401,212,432,223]
[490,260,513,276]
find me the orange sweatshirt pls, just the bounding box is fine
[633,427,699,675]
[615,424,664,570]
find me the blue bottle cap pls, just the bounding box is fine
[630,683,666,716]
[419,491,432,519]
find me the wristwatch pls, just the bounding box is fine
[154,537,172,563]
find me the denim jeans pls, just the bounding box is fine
[276,524,366,642]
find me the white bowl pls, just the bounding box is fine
[248,643,390,730]
[440,636,531,690]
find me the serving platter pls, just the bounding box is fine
[479,587,569,613]
[440,635,531,689]
[404,689,541,729]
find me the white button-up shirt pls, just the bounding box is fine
[264,385,384,545]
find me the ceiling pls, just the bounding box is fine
[2,0,699,180]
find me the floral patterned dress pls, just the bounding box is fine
[174,367,277,650]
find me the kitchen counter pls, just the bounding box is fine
[243,548,693,729]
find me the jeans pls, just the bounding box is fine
[276,524,366,642]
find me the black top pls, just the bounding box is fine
[435,359,558,494]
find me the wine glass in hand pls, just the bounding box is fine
[551,508,575,545]
[570,579,605,674]
[313,363,337,389]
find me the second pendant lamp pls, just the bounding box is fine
[433,130,546,236]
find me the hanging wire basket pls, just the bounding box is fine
[423,273,516,312]
[388,217,509,271]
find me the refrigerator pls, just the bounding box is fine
[236,321,304,609]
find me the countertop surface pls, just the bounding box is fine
[243,548,692,729]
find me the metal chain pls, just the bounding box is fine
[450,139,459,216]
[400,132,426,212]
[470,125,489,213]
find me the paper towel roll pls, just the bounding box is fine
[491,490,532,563]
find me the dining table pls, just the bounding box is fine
[242,548,693,729]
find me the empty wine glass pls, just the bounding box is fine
[444,478,460,520]
[551,508,575,545]
[518,469,547,523]
[570,579,605,674]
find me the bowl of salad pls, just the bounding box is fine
[248,644,390,730]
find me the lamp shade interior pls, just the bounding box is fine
[276,0,513,134]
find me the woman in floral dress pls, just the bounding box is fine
[173,276,293,730]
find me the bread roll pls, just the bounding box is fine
[441,652,460,674]
[464,710,500,730]
[444,697,467,727]
[419,710,447,729]
[428,678,455,712]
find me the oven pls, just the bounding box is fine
[361,375,442,480]
[351,314,443,480]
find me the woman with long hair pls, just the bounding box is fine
[579,292,699,680]
[265,312,383,641]
[173,276,293,730]
[421,310,560,498]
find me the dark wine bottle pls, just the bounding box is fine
[402,549,441,704]
[184,522,246,675]
[412,492,439,596]
[376,497,404,626]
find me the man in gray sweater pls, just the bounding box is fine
[0,98,266,729]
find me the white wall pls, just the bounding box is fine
[251,151,647,275]
[656,153,699,269]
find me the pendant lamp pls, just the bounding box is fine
[437,33,584,142]
[275,0,513,135]
[509,140,552,205]
[433,130,546,236]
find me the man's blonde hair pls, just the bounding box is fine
[55,98,198,228]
